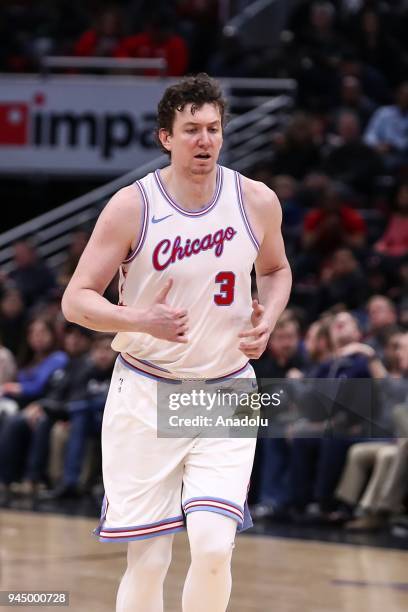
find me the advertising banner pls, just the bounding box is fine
[0,76,173,175]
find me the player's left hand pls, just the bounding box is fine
[238,299,272,359]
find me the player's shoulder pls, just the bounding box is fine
[238,172,281,216]
[103,183,142,218]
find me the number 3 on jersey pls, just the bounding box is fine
[214,271,235,305]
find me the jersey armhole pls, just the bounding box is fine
[122,180,149,264]
[234,171,260,251]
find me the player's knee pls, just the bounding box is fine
[349,443,367,463]
[377,445,396,461]
[190,537,234,574]
[127,538,172,581]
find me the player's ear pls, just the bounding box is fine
[158,128,172,152]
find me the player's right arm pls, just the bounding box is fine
[62,185,188,343]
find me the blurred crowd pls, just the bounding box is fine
[0,0,224,76]
[0,238,117,502]
[0,0,407,536]
[1,0,408,83]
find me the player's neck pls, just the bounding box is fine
[160,166,218,211]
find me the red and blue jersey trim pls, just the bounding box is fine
[123,180,149,264]
[96,515,185,542]
[119,353,250,383]
[183,496,244,527]
[234,171,260,252]
[154,166,223,217]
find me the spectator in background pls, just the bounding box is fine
[287,317,334,380]
[381,328,406,377]
[251,313,306,519]
[374,181,408,259]
[58,229,90,288]
[365,295,398,358]
[9,240,56,309]
[0,331,17,431]
[0,335,16,386]
[0,288,26,356]
[364,81,408,171]
[292,1,344,110]
[115,10,189,76]
[302,181,366,255]
[336,75,376,129]
[337,50,390,106]
[272,112,322,180]
[73,5,124,58]
[0,317,67,410]
[323,110,383,198]
[334,332,408,531]
[316,247,367,312]
[271,175,303,247]
[42,333,115,500]
[288,310,373,520]
[253,314,306,380]
[0,323,89,497]
[351,7,407,87]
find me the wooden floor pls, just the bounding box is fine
[1,510,407,611]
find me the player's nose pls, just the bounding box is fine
[198,129,211,146]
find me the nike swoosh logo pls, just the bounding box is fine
[152,214,173,224]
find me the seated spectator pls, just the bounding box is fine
[288,311,373,519]
[364,81,408,171]
[0,287,26,356]
[292,1,344,110]
[0,323,90,496]
[58,229,90,288]
[8,239,56,309]
[382,328,406,377]
[0,335,16,386]
[374,181,408,259]
[42,334,115,499]
[337,49,390,107]
[303,181,366,252]
[351,7,406,87]
[0,333,17,431]
[316,248,367,311]
[271,175,304,238]
[0,316,67,410]
[323,111,383,197]
[253,313,306,380]
[73,6,124,58]
[334,332,408,530]
[250,313,306,519]
[365,294,398,358]
[335,75,376,129]
[272,112,322,180]
[115,11,189,76]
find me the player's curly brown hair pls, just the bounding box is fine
[155,73,228,154]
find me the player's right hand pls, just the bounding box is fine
[141,278,189,343]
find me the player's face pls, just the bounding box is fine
[161,103,223,175]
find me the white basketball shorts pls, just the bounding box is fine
[94,356,257,543]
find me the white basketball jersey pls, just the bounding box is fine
[111,165,260,379]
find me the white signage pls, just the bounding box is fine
[0,76,173,175]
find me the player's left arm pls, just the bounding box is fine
[238,179,292,359]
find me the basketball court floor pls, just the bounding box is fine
[1,508,407,611]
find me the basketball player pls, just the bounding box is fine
[62,74,292,612]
